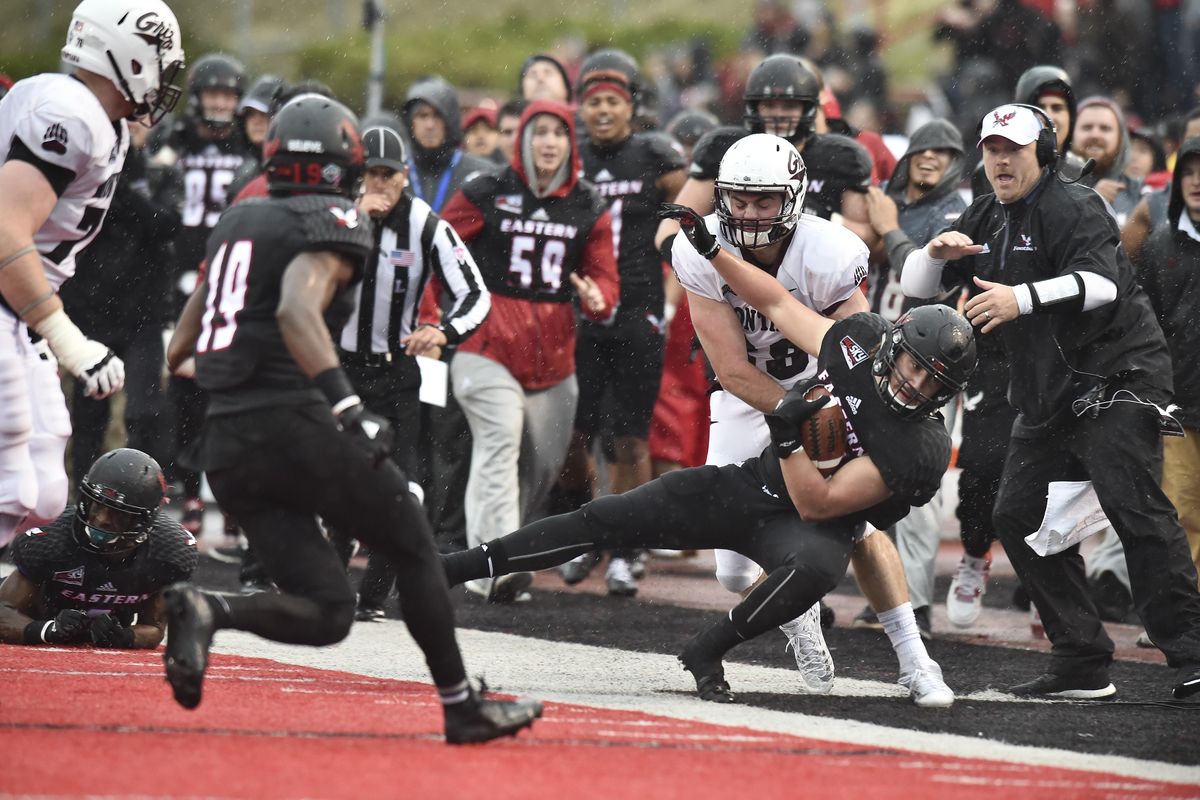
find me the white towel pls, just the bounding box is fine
[1024,480,1111,556]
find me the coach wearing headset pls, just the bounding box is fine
[901,103,1200,702]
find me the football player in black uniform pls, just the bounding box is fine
[0,449,196,648]
[554,50,687,594]
[154,52,257,536]
[441,235,973,704]
[162,95,542,744]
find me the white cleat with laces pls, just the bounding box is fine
[947,554,991,628]
[900,660,955,708]
[779,602,835,695]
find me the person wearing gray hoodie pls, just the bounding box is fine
[1071,96,1142,227]
[856,119,968,633]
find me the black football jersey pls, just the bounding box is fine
[11,511,197,624]
[688,129,872,222]
[459,168,609,303]
[194,194,374,415]
[582,133,685,308]
[752,313,951,529]
[171,126,256,273]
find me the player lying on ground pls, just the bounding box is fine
[442,214,976,705]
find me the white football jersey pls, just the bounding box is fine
[672,212,868,389]
[0,74,128,292]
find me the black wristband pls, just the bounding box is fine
[437,322,461,346]
[23,620,50,645]
[313,366,357,409]
[659,233,677,266]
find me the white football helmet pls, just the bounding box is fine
[60,0,185,124]
[714,133,807,250]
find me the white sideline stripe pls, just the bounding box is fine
[210,622,1200,786]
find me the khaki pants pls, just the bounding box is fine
[1163,430,1200,587]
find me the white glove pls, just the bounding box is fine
[31,309,126,399]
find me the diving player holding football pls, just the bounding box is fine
[0,0,184,548]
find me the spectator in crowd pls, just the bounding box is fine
[0,449,196,649]
[1123,108,1200,264]
[495,98,527,165]
[339,122,490,620]
[550,50,686,596]
[462,103,504,164]
[226,73,287,199]
[62,119,182,487]
[1071,96,1142,226]
[437,100,619,602]
[1127,128,1168,184]
[1135,135,1200,593]
[742,0,808,56]
[401,75,497,553]
[903,103,1200,700]
[935,0,1062,96]
[860,119,968,634]
[518,54,573,104]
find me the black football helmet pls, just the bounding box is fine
[873,306,977,418]
[576,48,641,100]
[743,55,820,145]
[187,53,246,130]
[264,95,364,197]
[666,109,719,149]
[74,449,166,556]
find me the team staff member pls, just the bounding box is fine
[555,50,687,595]
[903,104,1200,700]
[162,96,542,744]
[0,0,183,547]
[437,100,620,602]
[339,123,490,620]
[0,449,196,648]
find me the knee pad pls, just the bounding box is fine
[715,549,762,594]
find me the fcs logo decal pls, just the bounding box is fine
[992,110,1017,127]
[329,206,360,229]
[53,566,86,586]
[840,336,869,369]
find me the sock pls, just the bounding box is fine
[441,542,506,586]
[437,678,471,706]
[682,612,745,671]
[877,602,929,675]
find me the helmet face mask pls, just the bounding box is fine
[73,449,166,557]
[872,307,977,419]
[715,133,806,250]
[60,0,186,125]
[186,53,246,131]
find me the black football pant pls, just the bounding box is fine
[205,404,466,690]
[167,375,207,499]
[336,355,424,609]
[993,399,1200,674]
[442,463,858,646]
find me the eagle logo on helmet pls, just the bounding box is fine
[993,110,1017,127]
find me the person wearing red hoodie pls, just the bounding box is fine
[437,101,620,602]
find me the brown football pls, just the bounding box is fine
[799,385,849,476]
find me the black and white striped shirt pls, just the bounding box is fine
[340,193,489,355]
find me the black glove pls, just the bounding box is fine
[24,608,90,644]
[338,402,395,467]
[765,382,831,459]
[658,202,720,259]
[90,614,136,648]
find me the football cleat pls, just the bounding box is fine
[1009,671,1116,700]
[679,634,736,703]
[486,572,534,604]
[900,660,955,708]
[443,687,543,745]
[605,557,638,597]
[559,551,600,585]
[163,583,216,710]
[780,603,835,694]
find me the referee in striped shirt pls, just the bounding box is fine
[337,123,490,619]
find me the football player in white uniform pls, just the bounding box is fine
[667,134,954,706]
[0,0,184,546]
